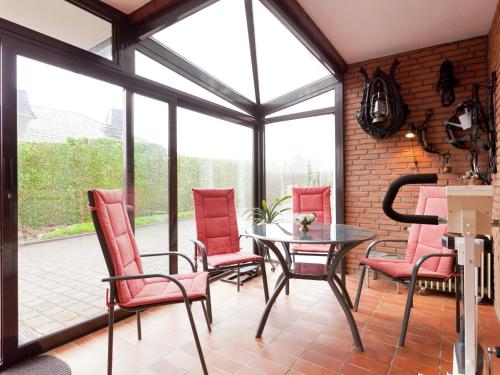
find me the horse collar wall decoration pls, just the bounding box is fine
[355,59,409,140]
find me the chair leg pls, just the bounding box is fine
[354,265,366,312]
[237,268,240,292]
[285,279,290,295]
[206,282,213,324]
[107,306,114,375]
[455,276,461,333]
[398,275,418,347]
[261,260,269,303]
[136,311,142,341]
[201,300,211,332]
[184,300,208,375]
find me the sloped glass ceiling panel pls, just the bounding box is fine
[135,52,245,113]
[268,89,335,118]
[152,0,255,101]
[253,0,332,103]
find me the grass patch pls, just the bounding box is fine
[41,211,194,240]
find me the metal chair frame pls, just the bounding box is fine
[190,235,269,311]
[354,238,460,347]
[88,191,211,375]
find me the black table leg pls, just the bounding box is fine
[256,275,288,338]
[254,240,291,338]
[328,241,364,351]
[327,277,363,350]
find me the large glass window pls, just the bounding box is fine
[1,0,113,59]
[133,94,171,274]
[266,115,336,220]
[177,109,253,258]
[17,56,123,343]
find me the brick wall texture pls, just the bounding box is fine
[343,37,490,274]
[488,2,500,319]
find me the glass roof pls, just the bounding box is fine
[267,89,335,118]
[153,0,255,101]
[252,0,331,103]
[145,0,335,112]
[135,52,245,113]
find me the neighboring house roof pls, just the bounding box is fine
[17,89,122,143]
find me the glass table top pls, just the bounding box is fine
[246,223,376,244]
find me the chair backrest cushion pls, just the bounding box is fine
[91,188,145,305]
[192,188,240,256]
[293,186,332,223]
[405,186,453,274]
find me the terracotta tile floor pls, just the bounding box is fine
[48,266,500,374]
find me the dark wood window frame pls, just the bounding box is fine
[0,0,344,366]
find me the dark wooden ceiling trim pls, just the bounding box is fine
[260,0,347,81]
[131,0,218,40]
[262,76,337,116]
[137,38,256,115]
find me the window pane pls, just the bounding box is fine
[1,0,112,59]
[266,115,335,221]
[177,109,253,258]
[152,0,255,101]
[133,95,170,274]
[253,0,331,102]
[135,52,245,113]
[268,89,335,118]
[17,56,123,343]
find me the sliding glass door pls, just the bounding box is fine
[16,56,124,344]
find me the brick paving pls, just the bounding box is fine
[18,219,253,343]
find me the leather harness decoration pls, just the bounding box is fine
[355,59,409,140]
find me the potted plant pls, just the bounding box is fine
[243,195,292,225]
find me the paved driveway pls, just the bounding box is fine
[18,219,253,343]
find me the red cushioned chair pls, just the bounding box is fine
[353,186,458,347]
[191,188,269,307]
[88,189,211,375]
[291,186,333,256]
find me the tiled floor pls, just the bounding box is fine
[48,265,500,375]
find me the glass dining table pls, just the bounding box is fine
[246,222,376,351]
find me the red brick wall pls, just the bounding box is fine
[488,2,500,319]
[344,36,489,273]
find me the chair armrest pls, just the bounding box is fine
[140,252,195,272]
[365,239,408,258]
[411,253,457,280]
[189,239,208,271]
[102,273,190,304]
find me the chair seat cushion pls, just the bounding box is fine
[206,251,262,267]
[360,258,450,279]
[120,272,209,308]
[291,243,331,253]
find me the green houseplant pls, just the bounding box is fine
[243,195,292,224]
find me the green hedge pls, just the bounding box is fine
[18,138,252,232]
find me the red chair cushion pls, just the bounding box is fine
[293,186,332,223]
[92,189,145,305]
[193,188,240,256]
[404,186,452,274]
[360,186,455,280]
[121,272,209,308]
[360,258,451,279]
[206,251,263,267]
[291,243,331,253]
[92,189,208,308]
